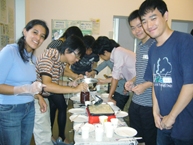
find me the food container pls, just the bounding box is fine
[81,78,98,84]
[86,104,116,124]
[80,78,98,91]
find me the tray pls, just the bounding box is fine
[87,104,114,116]
[86,108,116,124]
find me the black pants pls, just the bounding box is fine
[112,91,129,110]
[129,101,157,145]
[48,94,67,141]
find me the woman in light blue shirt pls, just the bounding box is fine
[0,19,49,145]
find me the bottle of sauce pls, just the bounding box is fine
[107,83,111,93]
[80,91,90,104]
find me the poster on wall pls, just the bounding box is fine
[51,19,93,40]
[0,0,15,50]
[0,24,9,48]
[0,0,8,23]
[52,20,67,40]
[90,19,100,35]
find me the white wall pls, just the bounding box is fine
[25,0,193,56]
[15,0,25,41]
[24,0,193,77]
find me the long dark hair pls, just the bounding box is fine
[17,19,49,62]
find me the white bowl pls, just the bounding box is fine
[81,78,98,84]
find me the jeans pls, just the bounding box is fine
[0,101,35,145]
[157,129,193,145]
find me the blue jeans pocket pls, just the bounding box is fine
[0,104,15,113]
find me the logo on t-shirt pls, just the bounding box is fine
[153,57,172,88]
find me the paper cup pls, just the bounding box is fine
[81,126,89,139]
[104,122,113,138]
[85,101,91,107]
[111,118,118,129]
[99,116,108,125]
[95,124,103,141]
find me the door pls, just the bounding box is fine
[113,16,137,52]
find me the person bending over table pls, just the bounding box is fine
[86,44,129,110]
[87,37,136,109]
[34,35,88,145]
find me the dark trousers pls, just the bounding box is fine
[129,101,157,145]
[48,94,67,141]
[113,91,129,110]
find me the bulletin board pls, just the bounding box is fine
[51,19,100,40]
[0,0,15,50]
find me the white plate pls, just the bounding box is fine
[114,127,137,137]
[118,138,134,141]
[101,93,109,98]
[74,123,95,132]
[69,115,88,122]
[107,102,114,106]
[70,96,80,102]
[68,108,85,114]
[116,111,128,118]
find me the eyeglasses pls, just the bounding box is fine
[72,51,80,60]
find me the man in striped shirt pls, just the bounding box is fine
[34,35,88,145]
[125,10,156,145]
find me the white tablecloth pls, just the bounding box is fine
[74,119,138,145]
[72,100,138,145]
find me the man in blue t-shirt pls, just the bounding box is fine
[139,0,193,144]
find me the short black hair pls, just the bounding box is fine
[110,39,120,48]
[83,35,95,50]
[57,35,86,59]
[128,10,140,26]
[139,0,168,17]
[191,29,193,36]
[92,36,118,55]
